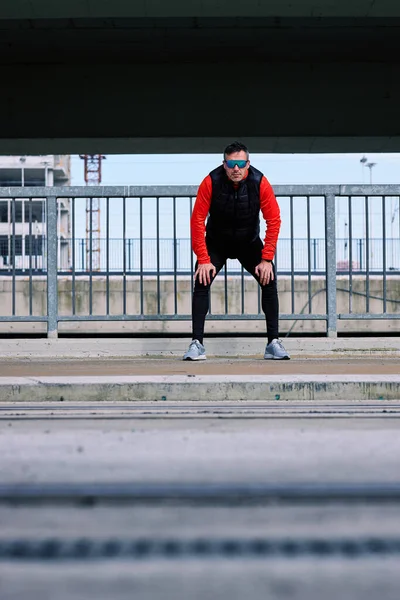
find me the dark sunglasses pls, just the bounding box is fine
[225,159,248,169]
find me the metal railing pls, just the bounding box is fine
[0,185,399,338]
[4,236,391,274]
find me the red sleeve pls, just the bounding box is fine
[259,176,281,261]
[191,175,212,264]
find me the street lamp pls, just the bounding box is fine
[360,155,367,183]
[360,156,378,266]
[19,156,26,187]
[360,156,377,184]
[366,162,376,184]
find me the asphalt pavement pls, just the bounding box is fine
[1,400,400,599]
[1,337,400,599]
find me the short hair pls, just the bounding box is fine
[223,141,249,160]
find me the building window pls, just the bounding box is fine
[0,200,44,223]
[0,201,7,223]
[0,235,44,264]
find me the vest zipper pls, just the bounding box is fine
[233,189,238,238]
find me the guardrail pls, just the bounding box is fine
[0,185,399,338]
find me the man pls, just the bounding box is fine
[183,141,289,361]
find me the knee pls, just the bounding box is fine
[194,282,211,295]
[261,280,278,297]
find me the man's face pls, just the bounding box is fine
[223,151,250,183]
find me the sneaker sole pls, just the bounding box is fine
[264,355,290,360]
[183,355,207,361]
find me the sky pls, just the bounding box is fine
[69,153,400,269]
[71,153,400,188]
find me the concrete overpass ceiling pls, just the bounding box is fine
[1,1,400,19]
[1,1,400,153]
[1,17,400,64]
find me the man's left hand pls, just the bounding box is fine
[255,260,274,286]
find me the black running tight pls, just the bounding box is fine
[191,237,279,344]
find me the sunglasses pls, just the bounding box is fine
[225,159,248,169]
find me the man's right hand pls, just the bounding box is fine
[194,262,216,286]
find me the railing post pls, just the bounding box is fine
[81,239,85,271]
[325,194,337,337]
[313,238,317,270]
[46,195,58,339]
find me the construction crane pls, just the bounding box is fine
[79,154,105,271]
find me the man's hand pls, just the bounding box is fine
[194,262,216,286]
[255,260,274,286]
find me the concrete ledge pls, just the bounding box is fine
[1,375,400,402]
[0,337,398,359]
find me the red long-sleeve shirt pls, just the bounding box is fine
[191,172,281,264]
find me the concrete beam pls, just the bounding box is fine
[1,62,399,153]
[1,1,400,19]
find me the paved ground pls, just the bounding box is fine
[1,401,400,599]
[1,402,400,485]
[0,357,400,377]
[0,336,398,377]
[0,337,399,598]
[0,337,398,401]
[2,559,399,600]
[0,357,400,376]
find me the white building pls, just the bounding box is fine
[0,155,71,270]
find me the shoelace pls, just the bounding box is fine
[270,339,285,350]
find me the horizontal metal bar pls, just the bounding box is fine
[0,317,48,322]
[0,186,199,198]
[4,312,398,325]
[0,314,327,323]
[57,314,328,322]
[275,185,339,196]
[280,314,327,320]
[0,314,327,324]
[57,315,255,321]
[339,313,400,320]
[8,314,398,323]
[1,184,400,199]
[340,184,400,196]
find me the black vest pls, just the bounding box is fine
[206,165,263,244]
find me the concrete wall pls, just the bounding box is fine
[0,276,399,335]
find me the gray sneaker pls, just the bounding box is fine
[264,339,290,360]
[183,339,206,361]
